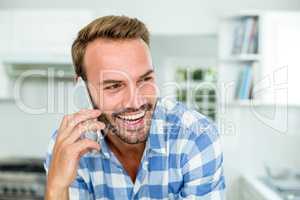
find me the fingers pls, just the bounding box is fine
[64,120,105,145]
[78,149,90,158]
[57,109,102,140]
[69,138,100,157]
[47,110,104,190]
[47,138,100,189]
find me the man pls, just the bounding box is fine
[44,15,225,199]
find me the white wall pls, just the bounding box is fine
[1,0,300,34]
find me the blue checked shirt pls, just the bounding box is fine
[44,98,226,199]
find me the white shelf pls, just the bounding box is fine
[218,11,300,106]
[0,97,14,102]
[220,100,300,108]
[2,54,75,78]
[222,10,261,19]
[220,100,276,107]
[220,54,260,62]
[176,81,217,89]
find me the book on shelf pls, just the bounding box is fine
[248,19,258,54]
[235,62,258,100]
[231,17,258,55]
[238,65,252,99]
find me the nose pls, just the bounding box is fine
[123,84,147,110]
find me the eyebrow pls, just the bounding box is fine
[101,80,123,85]
[100,69,154,86]
[137,69,154,81]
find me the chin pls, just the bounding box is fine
[115,123,150,144]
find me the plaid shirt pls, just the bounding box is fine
[44,98,226,199]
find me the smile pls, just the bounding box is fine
[115,110,147,130]
[116,111,146,121]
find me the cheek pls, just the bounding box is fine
[100,91,125,113]
[139,82,158,98]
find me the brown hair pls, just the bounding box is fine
[71,15,150,80]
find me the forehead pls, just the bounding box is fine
[84,38,153,81]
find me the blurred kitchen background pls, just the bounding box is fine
[1,0,300,199]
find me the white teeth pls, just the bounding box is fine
[118,111,146,121]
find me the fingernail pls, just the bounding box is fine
[90,149,99,154]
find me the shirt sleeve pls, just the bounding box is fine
[44,130,94,200]
[178,121,226,200]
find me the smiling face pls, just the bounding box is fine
[83,38,157,144]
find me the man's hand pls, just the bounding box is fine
[45,109,105,200]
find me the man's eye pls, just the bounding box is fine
[104,84,122,90]
[142,76,153,82]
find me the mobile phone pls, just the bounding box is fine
[73,77,103,143]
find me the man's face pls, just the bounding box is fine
[83,38,157,144]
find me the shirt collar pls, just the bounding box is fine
[146,97,167,155]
